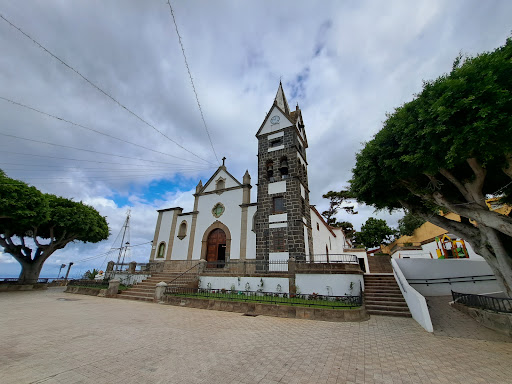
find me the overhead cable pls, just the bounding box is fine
[0,132,213,166]
[0,150,202,168]
[0,96,205,165]
[0,13,214,165]
[166,1,220,165]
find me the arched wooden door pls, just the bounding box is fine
[207,228,226,268]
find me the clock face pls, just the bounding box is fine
[270,115,280,125]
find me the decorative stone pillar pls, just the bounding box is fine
[128,261,137,274]
[155,281,168,302]
[106,279,120,298]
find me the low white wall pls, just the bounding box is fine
[391,259,433,332]
[110,273,150,286]
[295,274,363,296]
[199,276,289,293]
[395,259,500,296]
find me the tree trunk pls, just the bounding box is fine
[18,259,45,284]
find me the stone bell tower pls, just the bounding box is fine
[255,82,313,261]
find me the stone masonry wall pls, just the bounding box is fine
[256,124,313,260]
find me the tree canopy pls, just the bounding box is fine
[0,170,109,283]
[350,38,512,295]
[354,217,395,249]
[398,211,426,237]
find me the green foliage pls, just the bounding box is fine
[349,38,512,294]
[354,217,395,249]
[398,212,426,237]
[0,170,109,282]
[321,190,355,226]
[336,221,355,240]
[351,38,512,212]
[84,269,99,280]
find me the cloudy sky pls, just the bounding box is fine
[0,0,511,278]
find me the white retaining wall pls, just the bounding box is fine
[199,274,364,296]
[295,274,363,296]
[395,259,500,296]
[391,259,433,332]
[199,276,289,293]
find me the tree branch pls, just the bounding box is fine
[438,168,472,201]
[32,227,42,247]
[465,158,487,207]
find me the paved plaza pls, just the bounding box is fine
[1,288,512,384]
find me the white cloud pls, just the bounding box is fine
[1,0,511,270]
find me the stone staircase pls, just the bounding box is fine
[364,274,411,317]
[116,271,199,302]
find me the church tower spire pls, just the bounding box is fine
[255,82,313,262]
[274,81,291,115]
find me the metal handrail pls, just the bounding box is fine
[452,290,512,313]
[167,262,202,285]
[409,274,496,286]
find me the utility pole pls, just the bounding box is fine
[116,210,131,271]
[64,262,74,281]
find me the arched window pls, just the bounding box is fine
[216,178,225,190]
[329,237,332,250]
[157,242,166,258]
[178,221,187,240]
[279,156,289,177]
[316,222,320,231]
[266,160,274,180]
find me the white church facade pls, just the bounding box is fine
[148,83,361,268]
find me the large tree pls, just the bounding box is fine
[354,217,395,249]
[350,38,512,295]
[398,211,426,237]
[0,170,109,283]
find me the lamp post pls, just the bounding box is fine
[58,264,66,278]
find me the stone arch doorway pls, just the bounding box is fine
[201,221,231,267]
[207,228,226,267]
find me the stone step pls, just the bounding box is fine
[367,309,412,317]
[365,300,408,308]
[117,294,153,302]
[364,289,402,294]
[364,283,400,288]
[366,303,410,312]
[364,293,404,299]
[365,297,407,304]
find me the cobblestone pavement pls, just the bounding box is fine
[1,288,512,384]
[427,295,512,342]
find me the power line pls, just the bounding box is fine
[166,1,220,165]
[0,132,215,166]
[0,96,206,165]
[0,150,202,168]
[0,13,215,166]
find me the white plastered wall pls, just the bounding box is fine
[193,188,244,260]
[310,209,338,256]
[202,169,240,193]
[154,210,175,260]
[170,216,192,260]
[295,274,363,296]
[258,106,294,136]
[246,205,257,259]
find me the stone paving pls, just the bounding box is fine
[1,288,512,384]
[427,295,512,342]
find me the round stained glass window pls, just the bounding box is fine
[212,203,225,218]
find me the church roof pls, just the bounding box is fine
[274,81,290,115]
[197,165,243,195]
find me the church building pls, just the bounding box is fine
[148,83,351,267]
